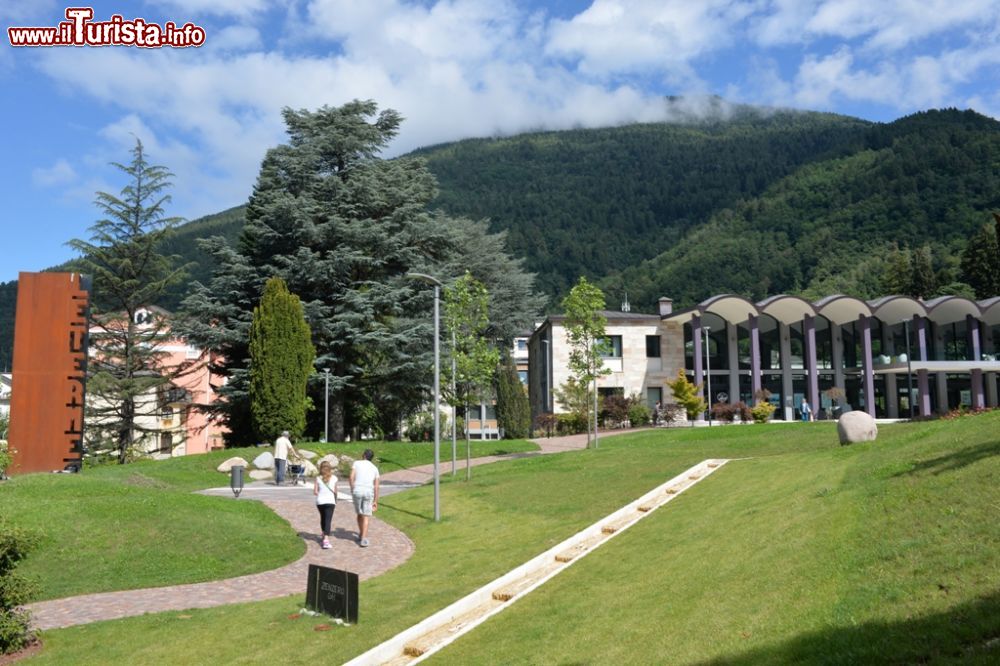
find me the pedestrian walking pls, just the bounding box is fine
[273,430,298,485]
[314,461,337,549]
[350,449,380,547]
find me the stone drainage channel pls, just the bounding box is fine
[346,459,730,666]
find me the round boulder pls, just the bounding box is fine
[300,460,319,477]
[297,449,318,460]
[837,411,878,445]
[253,451,275,470]
[317,454,339,469]
[216,456,249,473]
[249,469,273,481]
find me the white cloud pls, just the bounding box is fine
[545,0,756,80]
[148,0,272,19]
[32,158,77,187]
[206,25,263,52]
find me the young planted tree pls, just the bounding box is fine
[445,272,499,480]
[248,277,315,440]
[561,276,610,449]
[666,370,707,423]
[495,353,531,439]
[69,139,188,463]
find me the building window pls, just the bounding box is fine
[600,335,623,358]
[516,339,527,351]
[646,335,661,358]
[517,370,528,385]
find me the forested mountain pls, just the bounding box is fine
[1,105,998,370]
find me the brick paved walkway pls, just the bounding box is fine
[26,428,647,631]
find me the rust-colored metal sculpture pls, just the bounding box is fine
[8,272,90,474]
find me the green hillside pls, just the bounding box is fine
[2,105,999,369]
[604,109,1000,307]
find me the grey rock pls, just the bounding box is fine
[837,411,878,445]
[253,451,275,470]
[249,469,273,480]
[216,456,249,473]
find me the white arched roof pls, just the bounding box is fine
[757,295,817,325]
[978,297,1000,326]
[924,296,981,324]
[698,294,759,325]
[868,295,926,325]
[814,295,872,325]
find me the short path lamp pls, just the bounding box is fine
[230,465,245,498]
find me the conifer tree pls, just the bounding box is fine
[910,245,937,299]
[495,353,530,439]
[69,139,187,463]
[882,243,913,295]
[961,217,1000,298]
[666,370,707,421]
[248,277,315,440]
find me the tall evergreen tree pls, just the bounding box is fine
[961,217,1000,298]
[910,245,938,299]
[882,243,913,295]
[494,353,531,439]
[69,139,187,463]
[180,100,542,444]
[249,277,315,440]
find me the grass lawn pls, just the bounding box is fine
[25,414,1000,664]
[0,439,538,601]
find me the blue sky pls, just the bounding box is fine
[2,0,999,282]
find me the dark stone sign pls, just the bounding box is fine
[306,564,358,623]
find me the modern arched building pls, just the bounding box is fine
[528,294,1000,421]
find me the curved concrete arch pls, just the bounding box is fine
[814,294,872,325]
[976,297,1000,326]
[698,294,759,325]
[868,295,926,325]
[757,295,817,325]
[924,295,982,324]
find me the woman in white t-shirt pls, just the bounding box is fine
[313,461,338,550]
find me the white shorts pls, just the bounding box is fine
[353,491,374,516]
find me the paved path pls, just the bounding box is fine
[26,428,647,631]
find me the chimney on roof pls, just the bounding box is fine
[658,297,673,316]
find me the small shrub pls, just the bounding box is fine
[628,402,652,427]
[711,402,737,422]
[0,440,11,479]
[750,401,776,424]
[601,394,631,427]
[0,523,39,654]
[556,412,588,435]
[403,411,451,442]
[735,401,753,422]
[660,403,686,425]
[533,413,558,438]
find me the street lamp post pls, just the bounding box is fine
[451,329,457,477]
[408,272,442,522]
[704,326,712,425]
[323,368,330,443]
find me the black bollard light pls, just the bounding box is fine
[230,465,244,498]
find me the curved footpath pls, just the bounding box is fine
[26,429,645,631]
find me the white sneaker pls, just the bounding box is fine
[360,538,370,548]
[321,538,331,550]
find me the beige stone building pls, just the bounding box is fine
[528,298,682,420]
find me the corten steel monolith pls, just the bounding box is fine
[8,272,90,474]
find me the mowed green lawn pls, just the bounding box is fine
[21,415,1000,664]
[0,439,537,600]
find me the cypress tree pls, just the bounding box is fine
[495,353,530,439]
[248,277,315,440]
[882,243,913,295]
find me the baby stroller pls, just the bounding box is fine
[287,461,306,486]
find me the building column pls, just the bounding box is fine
[779,322,793,420]
[727,322,739,405]
[831,322,844,398]
[986,373,998,408]
[804,315,819,413]
[883,321,898,418]
[967,315,982,360]
[972,369,985,409]
[932,322,948,413]
[915,317,931,417]
[691,315,703,401]
[749,315,762,397]
[860,315,876,417]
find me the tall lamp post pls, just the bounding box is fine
[451,329,457,476]
[323,368,330,443]
[408,272,442,522]
[704,326,712,425]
